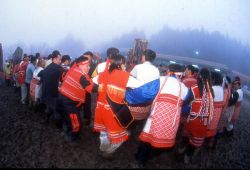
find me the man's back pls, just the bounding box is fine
[40,62,62,99]
[130,61,160,84]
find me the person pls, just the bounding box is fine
[5,60,12,86]
[25,55,37,106]
[12,61,20,93]
[29,58,46,110]
[204,71,224,149]
[91,47,119,77]
[134,64,189,167]
[82,51,96,127]
[126,49,160,120]
[45,54,53,68]
[182,65,197,88]
[18,54,29,104]
[181,68,214,163]
[179,65,198,134]
[57,55,97,142]
[38,50,63,127]
[61,55,71,74]
[226,77,243,136]
[93,53,143,157]
[217,76,232,135]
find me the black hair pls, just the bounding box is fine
[30,55,37,63]
[47,54,52,60]
[197,68,214,98]
[35,53,40,58]
[186,65,196,75]
[168,63,184,72]
[143,49,156,62]
[52,50,61,59]
[211,71,223,86]
[83,51,94,57]
[109,54,124,72]
[62,55,71,63]
[23,53,28,59]
[194,67,199,73]
[70,55,89,67]
[234,76,240,82]
[106,47,119,59]
[225,76,231,84]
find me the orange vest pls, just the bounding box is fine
[98,70,130,104]
[59,64,92,106]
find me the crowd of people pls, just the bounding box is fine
[2,47,244,168]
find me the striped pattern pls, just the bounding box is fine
[189,137,205,147]
[128,104,151,120]
[140,94,183,148]
[206,102,224,137]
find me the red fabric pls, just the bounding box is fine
[93,102,128,144]
[59,66,91,105]
[217,88,231,131]
[97,70,129,104]
[29,78,40,102]
[128,104,151,120]
[182,76,197,88]
[190,85,212,117]
[94,69,130,144]
[70,113,80,132]
[17,61,29,85]
[139,94,183,148]
[185,118,207,137]
[206,102,224,137]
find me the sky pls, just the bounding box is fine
[0,0,250,50]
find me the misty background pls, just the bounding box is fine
[1,0,250,75]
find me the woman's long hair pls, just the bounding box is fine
[197,68,214,98]
[108,54,125,73]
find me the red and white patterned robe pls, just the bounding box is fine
[206,85,224,137]
[139,76,188,148]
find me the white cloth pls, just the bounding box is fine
[237,88,243,102]
[96,62,107,74]
[33,67,44,80]
[130,61,160,84]
[212,86,224,102]
[159,76,189,100]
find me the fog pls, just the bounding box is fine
[1,0,250,74]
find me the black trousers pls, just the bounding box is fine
[56,94,81,140]
[82,92,92,124]
[44,96,62,128]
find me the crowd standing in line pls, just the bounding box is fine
[2,47,244,168]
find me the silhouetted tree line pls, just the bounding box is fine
[105,26,250,75]
[4,27,250,75]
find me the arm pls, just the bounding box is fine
[80,75,96,93]
[126,75,143,89]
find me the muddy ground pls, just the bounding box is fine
[0,85,249,169]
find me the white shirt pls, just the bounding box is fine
[237,88,243,102]
[33,67,44,80]
[130,61,160,84]
[212,85,224,102]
